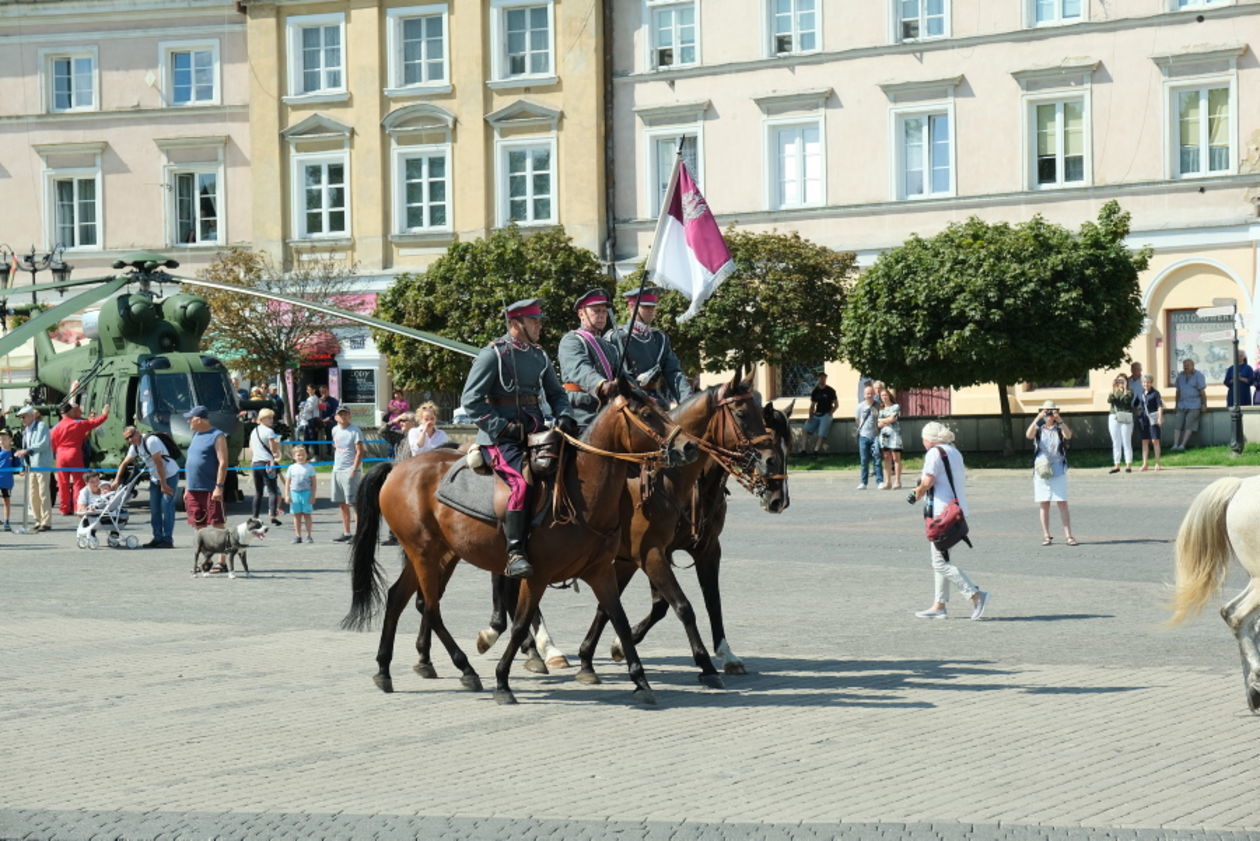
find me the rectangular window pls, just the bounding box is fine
[170,48,215,104]
[652,133,699,215]
[1176,0,1228,7]
[900,111,951,198]
[1034,99,1086,187]
[286,15,346,97]
[1175,85,1231,176]
[401,15,445,86]
[771,0,817,55]
[1032,0,1081,24]
[399,151,449,231]
[651,2,697,68]
[49,54,94,111]
[898,0,946,41]
[299,158,347,237]
[771,122,823,209]
[501,142,554,225]
[504,5,551,77]
[173,171,219,244]
[52,176,98,248]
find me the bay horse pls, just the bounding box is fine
[575,375,789,684]
[341,377,698,706]
[1171,475,1260,712]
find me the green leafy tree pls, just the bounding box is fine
[375,226,607,393]
[191,247,359,381]
[622,229,855,375]
[840,200,1150,455]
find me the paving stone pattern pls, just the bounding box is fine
[2,465,1259,840]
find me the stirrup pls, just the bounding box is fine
[503,552,533,579]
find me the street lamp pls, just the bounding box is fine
[0,244,73,305]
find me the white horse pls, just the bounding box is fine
[1171,475,1260,713]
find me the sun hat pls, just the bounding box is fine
[1040,400,1059,410]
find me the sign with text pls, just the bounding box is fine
[1167,309,1233,384]
[342,368,377,405]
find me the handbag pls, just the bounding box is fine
[924,446,971,552]
[1114,410,1134,425]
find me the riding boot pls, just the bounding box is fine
[502,510,533,579]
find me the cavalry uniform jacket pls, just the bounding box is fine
[557,328,621,430]
[462,335,572,447]
[606,323,693,405]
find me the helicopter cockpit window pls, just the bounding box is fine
[192,371,235,412]
[138,372,193,431]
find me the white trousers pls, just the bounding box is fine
[1108,415,1134,465]
[931,543,978,604]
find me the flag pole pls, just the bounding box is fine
[616,138,686,381]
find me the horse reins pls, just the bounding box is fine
[689,392,787,495]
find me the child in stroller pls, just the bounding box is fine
[75,469,143,550]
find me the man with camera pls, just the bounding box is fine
[1027,401,1076,546]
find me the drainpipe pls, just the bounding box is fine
[602,0,617,283]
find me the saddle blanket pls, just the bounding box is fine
[436,460,499,525]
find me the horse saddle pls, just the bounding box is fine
[436,437,560,525]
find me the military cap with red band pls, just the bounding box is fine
[504,298,546,319]
[574,288,611,310]
[623,287,661,306]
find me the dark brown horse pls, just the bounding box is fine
[605,399,793,674]
[572,370,788,686]
[341,377,698,705]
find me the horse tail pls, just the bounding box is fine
[1169,475,1242,627]
[340,462,394,632]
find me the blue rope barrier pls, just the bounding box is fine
[1,456,393,474]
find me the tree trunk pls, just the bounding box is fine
[996,380,1015,457]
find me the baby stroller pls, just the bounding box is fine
[75,469,143,550]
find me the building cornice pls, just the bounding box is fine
[633,99,710,124]
[33,141,107,158]
[0,103,248,126]
[0,0,241,22]
[878,76,962,102]
[1010,60,1099,88]
[0,22,243,42]
[1151,43,1247,75]
[615,6,1259,85]
[753,87,832,113]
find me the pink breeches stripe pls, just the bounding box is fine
[485,445,529,511]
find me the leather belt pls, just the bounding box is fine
[563,383,584,392]
[488,395,539,406]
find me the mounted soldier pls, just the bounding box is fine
[607,287,694,408]
[460,298,577,579]
[557,288,622,432]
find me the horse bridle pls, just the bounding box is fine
[555,395,685,468]
[691,391,787,495]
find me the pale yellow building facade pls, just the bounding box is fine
[612,0,1260,417]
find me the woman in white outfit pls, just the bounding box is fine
[910,422,990,620]
[1028,400,1077,546]
[1105,374,1135,474]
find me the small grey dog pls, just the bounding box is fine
[192,517,269,578]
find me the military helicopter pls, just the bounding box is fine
[0,251,476,496]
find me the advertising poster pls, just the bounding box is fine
[1167,309,1234,384]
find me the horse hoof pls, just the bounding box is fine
[546,655,572,670]
[723,661,748,676]
[524,655,549,675]
[413,663,438,679]
[633,687,657,705]
[1247,682,1260,713]
[475,630,496,655]
[460,674,483,692]
[494,689,518,706]
[372,675,393,694]
[698,673,725,690]
[575,669,601,685]
[609,644,625,663]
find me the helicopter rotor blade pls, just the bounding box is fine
[0,276,128,360]
[2,273,119,298]
[171,276,479,358]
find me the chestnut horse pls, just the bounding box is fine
[573,373,788,686]
[341,377,698,705]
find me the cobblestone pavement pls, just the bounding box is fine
[2,464,1259,840]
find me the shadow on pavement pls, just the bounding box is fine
[984,613,1116,622]
[1086,538,1172,545]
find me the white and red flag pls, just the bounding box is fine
[646,158,734,322]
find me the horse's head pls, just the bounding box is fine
[761,399,793,512]
[704,367,788,514]
[609,375,699,468]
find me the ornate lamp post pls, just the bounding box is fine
[0,244,73,305]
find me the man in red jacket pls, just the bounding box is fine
[50,402,109,515]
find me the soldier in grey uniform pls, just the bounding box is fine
[607,287,694,407]
[556,288,622,432]
[460,298,577,578]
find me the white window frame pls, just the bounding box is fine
[385,5,450,95]
[158,40,220,107]
[643,126,703,217]
[495,136,557,227]
[891,0,949,43]
[165,165,223,246]
[291,151,350,240]
[1171,0,1232,9]
[1024,93,1091,190]
[41,47,99,114]
[490,0,556,84]
[285,12,347,100]
[392,142,452,234]
[1166,76,1237,179]
[766,0,820,57]
[764,116,826,210]
[1027,0,1086,27]
[890,103,955,200]
[646,0,699,70]
[43,165,102,251]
